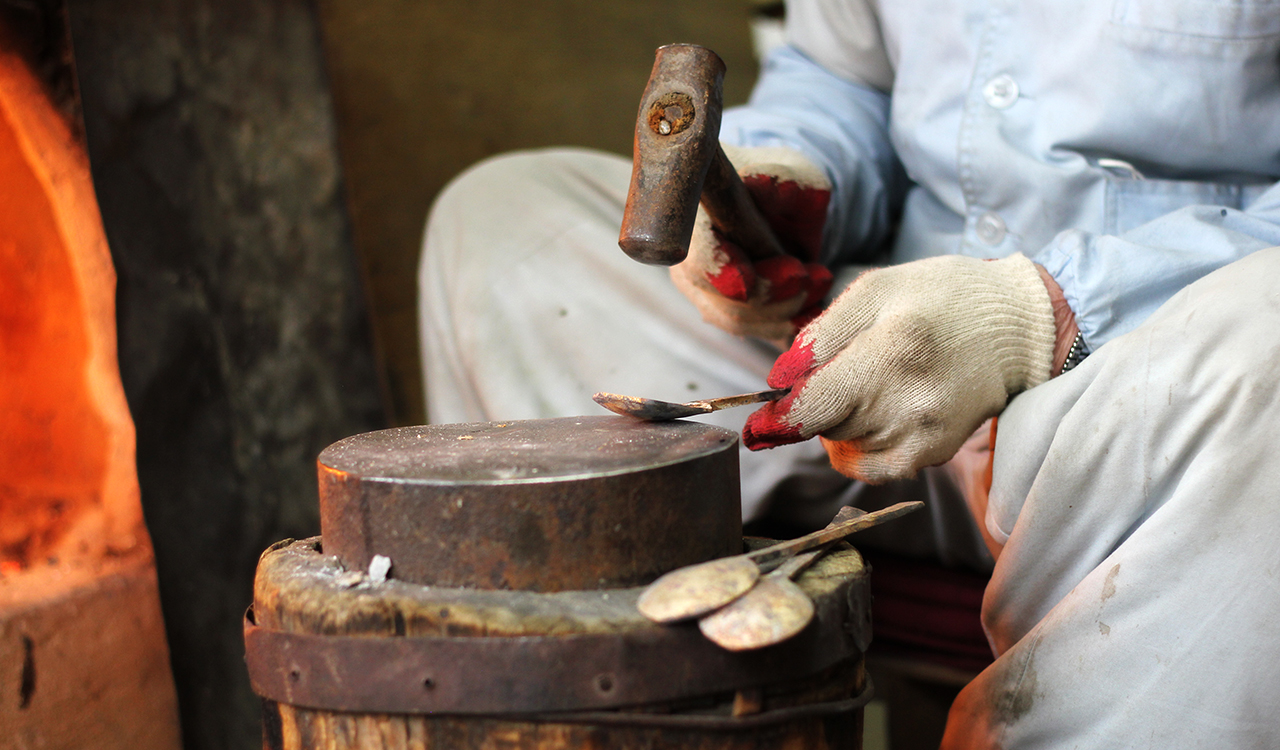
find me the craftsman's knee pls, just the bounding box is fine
[421,148,630,281]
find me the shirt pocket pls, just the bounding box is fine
[1104,176,1271,235]
[1110,0,1280,53]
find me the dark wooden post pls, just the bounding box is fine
[67,1,386,746]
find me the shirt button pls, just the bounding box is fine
[975,212,1007,245]
[983,74,1019,109]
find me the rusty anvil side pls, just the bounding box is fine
[618,44,787,266]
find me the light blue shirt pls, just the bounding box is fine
[721,0,1280,350]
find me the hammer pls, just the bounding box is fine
[618,44,786,266]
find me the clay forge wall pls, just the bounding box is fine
[0,32,181,750]
[0,43,137,572]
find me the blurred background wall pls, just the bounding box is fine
[316,0,763,425]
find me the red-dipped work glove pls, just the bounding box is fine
[670,145,834,344]
[742,254,1057,484]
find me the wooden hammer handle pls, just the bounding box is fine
[702,144,787,261]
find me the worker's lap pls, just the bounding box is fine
[419,147,759,423]
[945,247,1280,748]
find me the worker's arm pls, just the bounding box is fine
[1039,190,1280,352]
[719,43,906,269]
[666,0,903,341]
[719,0,904,270]
[742,190,1280,482]
[671,39,907,342]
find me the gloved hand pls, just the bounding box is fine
[742,253,1057,484]
[670,144,834,344]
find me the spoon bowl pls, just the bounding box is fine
[593,388,788,422]
[636,556,760,623]
[698,572,815,651]
[699,514,856,651]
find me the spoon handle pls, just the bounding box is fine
[688,388,789,412]
[769,546,825,580]
[763,505,862,579]
[747,501,924,568]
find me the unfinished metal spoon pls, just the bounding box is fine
[634,507,858,629]
[698,546,823,651]
[699,508,864,651]
[636,501,923,623]
[592,388,788,422]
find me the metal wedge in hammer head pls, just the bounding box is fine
[619,44,786,266]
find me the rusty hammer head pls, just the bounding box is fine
[617,45,726,266]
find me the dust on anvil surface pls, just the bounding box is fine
[318,416,739,483]
[255,538,868,638]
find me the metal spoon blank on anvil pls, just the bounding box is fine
[592,388,789,422]
[637,501,924,625]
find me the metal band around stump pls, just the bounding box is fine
[244,608,859,715]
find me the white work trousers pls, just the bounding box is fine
[944,246,1280,748]
[419,148,993,570]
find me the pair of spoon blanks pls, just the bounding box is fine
[638,502,924,651]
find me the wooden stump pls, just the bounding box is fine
[251,538,872,750]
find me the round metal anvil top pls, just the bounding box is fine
[316,416,743,590]
[318,416,738,484]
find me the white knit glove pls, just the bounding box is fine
[743,253,1056,483]
[670,144,834,343]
